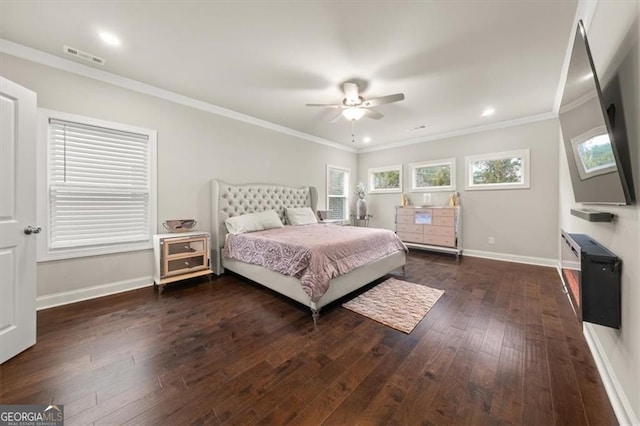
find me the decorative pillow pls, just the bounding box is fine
[286,207,318,225]
[224,210,283,234]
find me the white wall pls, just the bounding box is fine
[558,2,639,424]
[358,118,560,263]
[0,53,357,299]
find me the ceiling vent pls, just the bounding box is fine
[63,45,105,66]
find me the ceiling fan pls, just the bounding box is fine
[306,82,405,123]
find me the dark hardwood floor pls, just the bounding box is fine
[0,251,617,425]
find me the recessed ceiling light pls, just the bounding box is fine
[481,108,495,117]
[99,31,121,46]
[363,136,371,143]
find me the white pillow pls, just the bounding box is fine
[286,207,318,225]
[224,210,283,234]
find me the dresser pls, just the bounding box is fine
[395,206,462,257]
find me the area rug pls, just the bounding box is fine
[342,277,445,334]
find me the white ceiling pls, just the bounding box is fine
[0,1,578,148]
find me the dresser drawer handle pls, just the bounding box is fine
[185,261,190,266]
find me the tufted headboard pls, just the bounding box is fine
[210,179,318,274]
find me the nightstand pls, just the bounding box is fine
[153,232,212,294]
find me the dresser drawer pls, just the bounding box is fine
[396,214,415,224]
[433,216,455,227]
[397,232,424,243]
[165,254,207,277]
[424,225,455,237]
[433,208,455,217]
[397,223,423,234]
[396,207,414,216]
[424,235,455,247]
[166,237,206,256]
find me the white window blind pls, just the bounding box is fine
[48,118,152,249]
[326,165,349,221]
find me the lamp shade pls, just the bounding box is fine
[342,107,365,121]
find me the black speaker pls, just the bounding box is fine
[561,232,621,329]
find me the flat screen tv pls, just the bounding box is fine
[559,20,633,205]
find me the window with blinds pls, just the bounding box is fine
[40,111,157,259]
[326,165,349,221]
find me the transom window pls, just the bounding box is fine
[410,158,456,192]
[465,149,530,191]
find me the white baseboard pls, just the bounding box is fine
[37,276,153,310]
[463,249,557,267]
[583,323,639,426]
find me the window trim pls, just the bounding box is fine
[37,108,157,261]
[409,158,456,192]
[326,164,350,221]
[464,149,530,191]
[570,126,617,181]
[368,164,403,194]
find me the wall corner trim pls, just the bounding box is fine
[0,38,356,154]
[583,323,639,426]
[36,276,153,310]
[357,112,557,154]
[462,249,557,268]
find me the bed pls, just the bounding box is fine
[210,179,407,321]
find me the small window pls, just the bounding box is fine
[465,149,530,190]
[368,164,402,193]
[38,109,157,260]
[326,164,349,220]
[410,158,456,192]
[570,126,617,181]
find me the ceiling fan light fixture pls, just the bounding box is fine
[342,107,365,121]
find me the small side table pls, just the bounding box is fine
[351,214,372,227]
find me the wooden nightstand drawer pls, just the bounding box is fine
[166,237,206,256]
[166,255,207,276]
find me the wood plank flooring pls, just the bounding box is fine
[0,251,617,425]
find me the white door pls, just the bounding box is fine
[0,77,37,364]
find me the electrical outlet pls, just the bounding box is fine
[488,237,495,244]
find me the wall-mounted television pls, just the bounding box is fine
[558,20,633,205]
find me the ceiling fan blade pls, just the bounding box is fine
[364,109,384,120]
[361,93,405,108]
[306,103,342,108]
[343,82,360,105]
[329,111,344,123]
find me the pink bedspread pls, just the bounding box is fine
[223,224,407,302]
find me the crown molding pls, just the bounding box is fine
[0,39,356,154]
[357,111,557,154]
[552,0,599,113]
